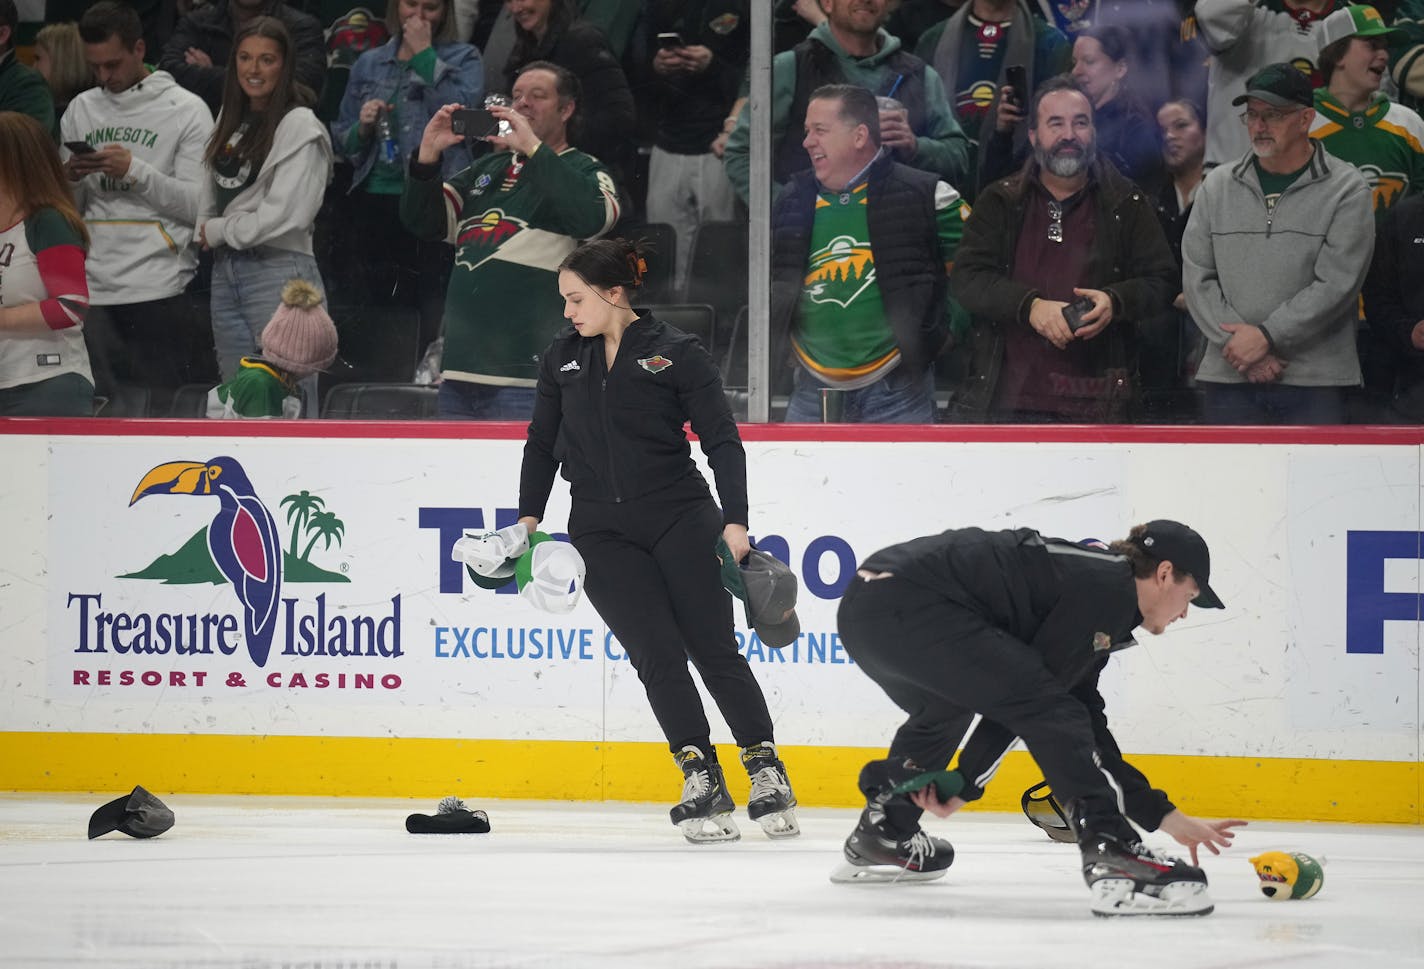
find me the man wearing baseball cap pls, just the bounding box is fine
[1183,60,1375,424]
[1310,6,1423,420]
[829,520,1242,918]
[1311,7,1418,220]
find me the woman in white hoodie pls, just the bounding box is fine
[199,16,332,395]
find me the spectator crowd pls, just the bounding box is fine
[4,0,1424,425]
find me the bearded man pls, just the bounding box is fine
[950,75,1177,422]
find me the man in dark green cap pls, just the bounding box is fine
[1184,60,1375,424]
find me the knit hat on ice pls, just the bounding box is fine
[260,279,338,377]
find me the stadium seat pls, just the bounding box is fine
[319,304,424,404]
[648,303,716,356]
[629,221,676,303]
[169,383,212,418]
[683,220,748,330]
[321,382,439,420]
[720,305,788,422]
[93,384,150,417]
[722,304,748,420]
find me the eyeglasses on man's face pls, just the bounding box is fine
[1239,107,1302,127]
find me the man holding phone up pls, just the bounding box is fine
[644,1,748,293]
[950,77,1176,422]
[62,1,215,408]
[400,60,619,420]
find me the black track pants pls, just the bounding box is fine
[838,574,1117,836]
[570,495,775,755]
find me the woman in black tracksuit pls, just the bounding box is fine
[515,237,797,843]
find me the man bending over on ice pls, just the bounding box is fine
[831,519,1246,917]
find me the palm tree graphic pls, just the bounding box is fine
[299,510,346,562]
[281,490,325,558]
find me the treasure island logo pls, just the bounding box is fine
[68,457,402,690]
[126,457,349,666]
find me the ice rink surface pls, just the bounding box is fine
[2,793,1422,969]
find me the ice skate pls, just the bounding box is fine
[1080,831,1213,917]
[668,746,740,844]
[740,742,800,839]
[829,808,954,884]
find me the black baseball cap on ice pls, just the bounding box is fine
[87,785,175,839]
[1135,520,1225,609]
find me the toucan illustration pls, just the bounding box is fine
[130,457,282,667]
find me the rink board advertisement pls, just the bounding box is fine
[0,422,1420,821]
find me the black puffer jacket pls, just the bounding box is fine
[770,151,951,392]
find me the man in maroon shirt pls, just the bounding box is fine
[949,76,1177,422]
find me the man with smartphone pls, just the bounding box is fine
[62,1,215,411]
[950,76,1177,422]
[644,1,749,293]
[914,0,1072,199]
[400,60,619,420]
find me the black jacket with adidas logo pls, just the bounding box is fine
[518,312,749,526]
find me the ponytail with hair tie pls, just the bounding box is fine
[625,250,647,287]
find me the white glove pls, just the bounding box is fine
[451,522,530,579]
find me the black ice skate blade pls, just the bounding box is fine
[405,809,491,834]
[1092,905,1216,918]
[828,862,948,884]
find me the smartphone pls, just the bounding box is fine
[64,140,97,154]
[1062,296,1096,333]
[450,107,498,138]
[1003,65,1028,110]
[657,31,685,49]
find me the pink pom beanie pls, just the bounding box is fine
[261,279,338,377]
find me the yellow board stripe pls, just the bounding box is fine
[0,733,1416,823]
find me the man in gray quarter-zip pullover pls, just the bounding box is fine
[1183,62,1374,424]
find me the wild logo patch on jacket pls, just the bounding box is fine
[1092,632,1112,652]
[708,12,739,35]
[638,355,673,373]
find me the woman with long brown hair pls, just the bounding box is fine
[198,16,332,402]
[0,111,94,416]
